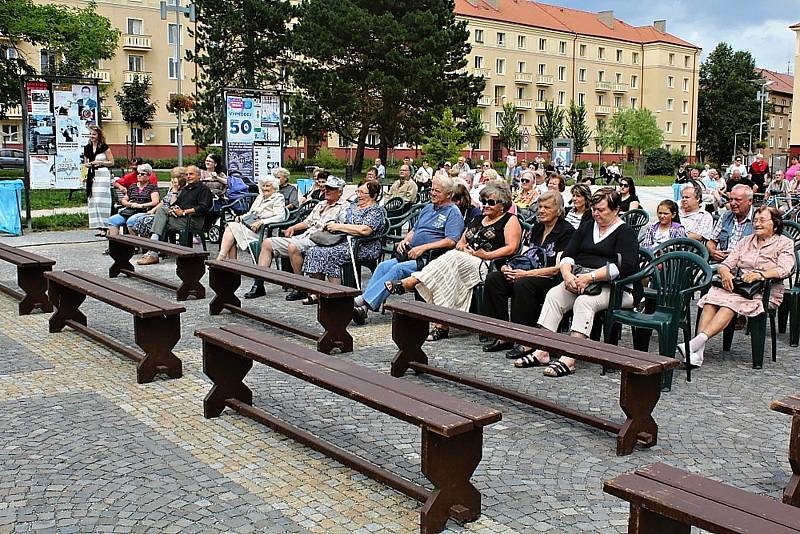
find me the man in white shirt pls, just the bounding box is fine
[726,156,749,180]
[374,158,386,179]
[679,183,714,241]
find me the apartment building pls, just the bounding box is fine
[790,22,800,159]
[1,0,198,159]
[756,68,793,162]
[456,0,700,162]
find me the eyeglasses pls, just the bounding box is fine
[483,165,491,169]
[481,198,500,206]
[620,184,629,188]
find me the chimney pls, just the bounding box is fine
[597,10,614,29]
[653,19,667,33]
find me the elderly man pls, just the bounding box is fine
[726,167,753,192]
[386,164,418,203]
[352,175,464,324]
[453,156,470,174]
[679,183,714,241]
[706,184,754,263]
[137,165,213,265]
[244,175,348,300]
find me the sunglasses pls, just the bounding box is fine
[137,172,149,176]
[521,179,531,183]
[620,184,629,188]
[481,198,500,206]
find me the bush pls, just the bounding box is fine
[314,147,347,170]
[575,160,589,170]
[644,148,686,176]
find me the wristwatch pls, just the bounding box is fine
[590,272,597,282]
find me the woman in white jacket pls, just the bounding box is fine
[216,176,285,261]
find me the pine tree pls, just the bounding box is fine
[114,76,157,157]
[564,101,592,155]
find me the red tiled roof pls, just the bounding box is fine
[454,0,699,49]
[756,68,794,95]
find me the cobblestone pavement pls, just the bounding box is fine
[0,229,798,533]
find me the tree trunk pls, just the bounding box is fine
[353,126,368,173]
[379,137,389,169]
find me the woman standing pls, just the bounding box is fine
[216,176,285,261]
[639,200,686,250]
[83,126,114,236]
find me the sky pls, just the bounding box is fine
[554,0,798,74]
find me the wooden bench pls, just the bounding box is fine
[206,260,361,354]
[384,301,680,456]
[196,324,501,534]
[604,462,800,533]
[45,270,185,384]
[0,242,55,314]
[107,234,208,301]
[772,395,800,506]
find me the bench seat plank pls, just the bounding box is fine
[108,234,208,257]
[0,243,55,314]
[772,395,800,416]
[0,242,57,267]
[771,396,800,507]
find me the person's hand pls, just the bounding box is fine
[710,249,729,262]
[455,242,467,252]
[250,220,263,231]
[407,245,425,259]
[741,271,763,284]
[396,240,409,254]
[500,264,512,274]
[564,272,579,293]
[719,269,735,292]
[284,226,295,238]
[574,274,592,293]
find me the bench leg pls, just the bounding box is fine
[175,257,206,301]
[420,427,482,533]
[202,341,253,418]
[134,315,182,384]
[617,372,661,456]
[108,240,135,278]
[390,315,429,377]
[628,505,690,533]
[317,296,354,354]
[48,283,86,333]
[208,267,241,315]
[17,265,52,314]
[784,415,800,506]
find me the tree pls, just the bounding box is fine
[698,43,764,164]
[290,0,484,172]
[594,119,620,164]
[422,108,465,166]
[187,0,295,147]
[608,108,663,176]
[564,101,592,154]
[461,107,485,160]
[0,0,119,117]
[534,101,564,153]
[114,76,157,157]
[497,102,520,154]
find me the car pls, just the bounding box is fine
[0,149,24,169]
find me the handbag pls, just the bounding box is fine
[117,207,137,219]
[572,265,604,296]
[310,230,347,247]
[507,245,547,272]
[711,275,764,300]
[240,213,261,232]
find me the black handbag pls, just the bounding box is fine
[572,265,605,296]
[507,245,547,271]
[310,230,347,247]
[712,276,764,300]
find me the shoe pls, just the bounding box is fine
[193,236,201,245]
[676,345,703,367]
[285,289,308,301]
[352,305,368,326]
[426,327,449,342]
[243,285,266,299]
[385,280,406,295]
[302,295,319,305]
[483,340,514,353]
[136,254,158,265]
[505,345,534,360]
[543,360,576,377]
[479,334,490,343]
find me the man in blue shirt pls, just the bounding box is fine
[352,175,464,324]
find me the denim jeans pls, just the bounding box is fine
[362,258,418,311]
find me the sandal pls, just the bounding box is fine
[302,295,319,306]
[385,279,406,295]
[426,327,449,342]
[514,354,546,368]
[95,230,108,237]
[543,360,575,378]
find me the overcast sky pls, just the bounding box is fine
[556,0,797,74]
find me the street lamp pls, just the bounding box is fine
[733,131,750,161]
[160,0,196,167]
[756,79,774,143]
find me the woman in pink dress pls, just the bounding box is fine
[787,156,800,190]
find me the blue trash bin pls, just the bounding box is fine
[0,180,23,236]
[296,178,314,196]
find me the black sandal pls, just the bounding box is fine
[385,279,406,295]
[514,354,546,368]
[426,327,449,342]
[302,295,319,306]
[543,360,575,378]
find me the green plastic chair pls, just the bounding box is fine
[605,251,712,388]
[247,200,318,265]
[721,276,784,369]
[778,221,800,342]
[621,208,650,236]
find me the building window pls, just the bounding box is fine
[780,117,784,128]
[684,55,691,67]
[516,112,524,125]
[683,78,689,91]
[496,32,505,46]
[579,44,586,57]
[665,144,671,150]
[128,55,143,72]
[127,19,143,35]
[517,35,526,49]
[170,128,178,145]
[667,75,675,88]
[557,66,566,82]
[578,68,586,82]
[577,93,585,106]
[668,53,675,65]
[682,100,689,114]
[666,98,674,111]
[1,124,19,143]
[168,57,180,79]
[474,56,483,69]
[495,111,503,127]
[598,46,605,60]
[4,47,18,60]
[474,29,483,43]
[537,89,545,100]
[615,72,622,83]
[665,121,672,133]
[537,139,545,151]
[681,145,687,152]
[131,128,143,144]
[40,50,56,74]
[538,38,546,51]
[367,133,379,146]
[168,24,180,45]
[632,52,639,64]
[558,91,565,105]
[616,49,623,62]
[681,123,688,136]
[779,137,784,148]
[516,87,524,99]
[770,117,775,128]
[630,97,637,109]
[559,41,567,55]
[537,115,545,125]
[630,75,638,89]
[596,94,605,105]
[517,61,526,73]
[493,86,505,100]
[770,136,775,148]
[537,63,546,75]
[614,96,622,108]
[598,70,605,82]
[495,58,505,75]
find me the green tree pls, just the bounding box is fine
[290,0,484,172]
[594,119,619,165]
[461,107,485,160]
[534,101,564,153]
[114,75,157,157]
[0,0,119,117]
[698,43,764,164]
[422,108,465,166]
[497,102,520,154]
[187,0,295,147]
[609,108,663,176]
[564,101,592,154]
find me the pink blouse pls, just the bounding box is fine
[722,233,796,307]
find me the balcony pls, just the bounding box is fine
[612,83,628,93]
[124,71,151,84]
[595,105,612,115]
[473,68,491,79]
[4,105,22,119]
[595,81,612,92]
[613,107,624,114]
[514,99,533,110]
[477,95,494,107]
[534,100,551,111]
[535,74,554,86]
[514,72,533,84]
[88,69,112,84]
[122,34,152,50]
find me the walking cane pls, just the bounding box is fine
[346,235,360,291]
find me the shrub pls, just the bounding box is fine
[314,147,347,170]
[644,148,686,175]
[31,213,88,231]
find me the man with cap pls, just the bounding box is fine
[244,175,348,300]
[386,164,418,203]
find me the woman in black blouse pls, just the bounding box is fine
[618,177,640,212]
[482,191,575,357]
[516,187,640,376]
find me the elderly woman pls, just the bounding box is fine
[305,168,328,202]
[302,181,384,295]
[513,170,539,211]
[639,200,686,251]
[128,167,184,237]
[385,182,522,341]
[274,167,299,210]
[215,176,285,261]
[679,183,714,241]
[106,164,160,236]
[565,184,592,229]
[683,206,795,367]
[764,169,793,212]
[516,188,640,376]
[547,174,566,193]
[482,191,575,357]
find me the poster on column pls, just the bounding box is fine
[29,155,56,189]
[224,90,283,182]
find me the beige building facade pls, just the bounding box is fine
[790,22,800,159]
[756,68,793,164]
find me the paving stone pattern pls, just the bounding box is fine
[0,229,798,533]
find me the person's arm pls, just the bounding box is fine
[474,216,521,261]
[146,190,160,209]
[629,199,640,210]
[102,148,114,167]
[286,186,299,210]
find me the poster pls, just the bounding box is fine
[27,115,56,155]
[225,90,283,183]
[29,155,56,189]
[227,142,254,179]
[26,81,51,115]
[53,154,81,189]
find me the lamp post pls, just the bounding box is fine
[160,0,196,167]
[733,131,749,161]
[756,80,774,144]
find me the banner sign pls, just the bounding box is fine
[224,89,283,182]
[23,80,100,189]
